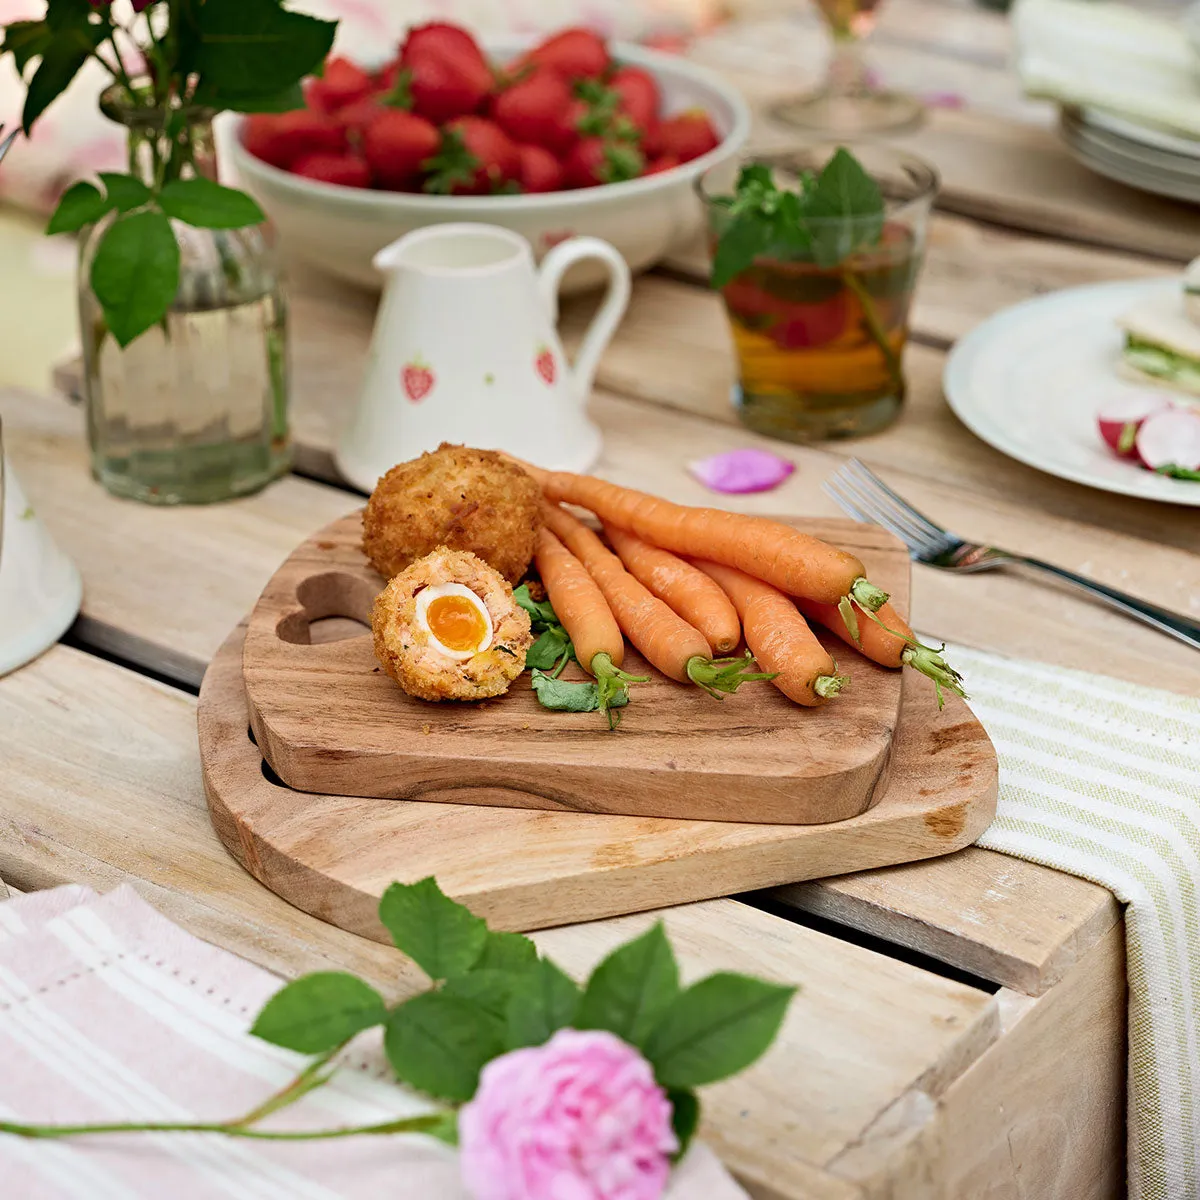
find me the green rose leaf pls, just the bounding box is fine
[22,25,103,133]
[384,991,503,1102]
[474,930,539,973]
[378,876,488,982]
[642,972,796,1089]
[506,957,580,1049]
[424,1112,459,1146]
[90,210,180,348]
[668,1089,700,1161]
[249,971,387,1054]
[191,81,306,114]
[527,625,573,671]
[98,173,152,213]
[2,20,53,77]
[805,146,884,269]
[159,177,266,229]
[442,968,522,1028]
[46,181,111,235]
[513,583,558,630]
[195,0,336,98]
[576,922,680,1049]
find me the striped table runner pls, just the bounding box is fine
[0,885,747,1199]
[950,642,1200,1200]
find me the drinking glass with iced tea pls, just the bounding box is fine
[700,143,937,442]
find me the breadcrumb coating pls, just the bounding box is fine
[363,444,541,584]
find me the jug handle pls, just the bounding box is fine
[537,237,631,407]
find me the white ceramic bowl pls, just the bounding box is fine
[226,39,750,292]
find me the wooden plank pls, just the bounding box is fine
[824,922,1125,1198]
[0,643,1000,1200]
[773,846,1119,997]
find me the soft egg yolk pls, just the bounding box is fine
[426,595,490,653]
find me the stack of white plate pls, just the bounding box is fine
[1060,106,1200,204]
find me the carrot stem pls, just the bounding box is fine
[813,672,850,699]
[685,651,778,700]
[856,606,967,708]
[591,651,649,729]
[849,578,889,613]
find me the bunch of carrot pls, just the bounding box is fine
[523,463,965,727]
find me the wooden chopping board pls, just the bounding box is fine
[204,623,998,935]
[242,513,909,825]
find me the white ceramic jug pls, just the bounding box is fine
[335,223,631,492]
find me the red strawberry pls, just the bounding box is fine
[563,137,643,188]
[652,110,719,163]
[402,358,434,402]
[334,95,387,140]
[517,144,563,193]
[400,22,489,77]
[643,154,679,176]
[520,27,609,80]
[290,152,372,188]
[396,22,493,124]
[306,57,374,114]
[425,116,519,195]
[607,65,660,133]
[362,109,441,190]
[243,112,346,170]
[535,344,557,384]
[491,67,579,155]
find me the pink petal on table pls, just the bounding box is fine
[687,448,796,494]
[923,90,966,110]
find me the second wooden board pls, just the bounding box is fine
[243,513,909,824]
[207,624,998,934]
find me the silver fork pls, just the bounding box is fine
[825,459,1200,652]
[0,126,17,167]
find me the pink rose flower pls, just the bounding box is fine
[459,1028,678,1200]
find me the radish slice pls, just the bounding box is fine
[1097,392,1174,457]
[1135,408,1200,472]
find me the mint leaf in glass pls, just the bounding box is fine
[805,147,885,269]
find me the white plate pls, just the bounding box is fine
[1060,115,1200,204]
[944,278,1200,507]
[1081,107,1200,160]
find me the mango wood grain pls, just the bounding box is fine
[216,621,994,929]
[242,512,907,824]
[0,390,1165,989]
[0,643,1003,1200]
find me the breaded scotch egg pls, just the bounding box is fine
[372,547,532,702]
[363,444,541,585]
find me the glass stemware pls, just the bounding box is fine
[773,0,923,135]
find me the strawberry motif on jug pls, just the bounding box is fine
[402,355,434,402]
[534,344,556,385]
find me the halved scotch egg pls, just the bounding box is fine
[372,546,532,702]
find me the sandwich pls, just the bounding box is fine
[1117,288,1200,398]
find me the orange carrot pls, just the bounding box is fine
[542,504,774,696]
[534,527,648,725]
[604,525,741,655]
[694,560,848,706]
[518,462,887,611]
[794,596,966,708]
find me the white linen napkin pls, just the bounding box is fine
[953,641,1200,1200]
[0,884,747,1200]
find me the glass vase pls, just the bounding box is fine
[79,89,291,505]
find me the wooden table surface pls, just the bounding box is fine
[3,3,1193,1196]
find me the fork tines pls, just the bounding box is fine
[823,459,954,559]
